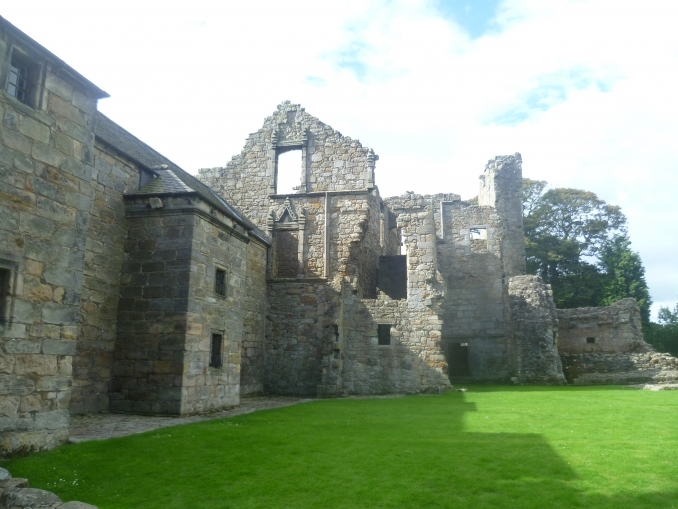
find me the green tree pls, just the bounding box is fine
[644,301,678,356]
[522,180,627,309]
[598,235,652,323]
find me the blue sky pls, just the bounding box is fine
[3,0,678,318]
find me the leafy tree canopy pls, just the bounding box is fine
[522,179,651,321]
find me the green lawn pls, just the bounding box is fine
[3,386,678,508]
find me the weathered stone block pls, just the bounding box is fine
[34,409,69,430]
[42,303,78,325]
[13,355,59,376]
[18,116,50,144]
[42,340,77,356]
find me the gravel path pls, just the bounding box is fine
[68,396,313,443]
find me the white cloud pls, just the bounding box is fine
[3,0,678,317]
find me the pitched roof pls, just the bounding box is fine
[95,112,269,245]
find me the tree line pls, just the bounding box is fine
[521,179,677,356]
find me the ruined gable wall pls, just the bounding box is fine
[0,41,101,454]
[198,101,377,232]
[71,143,139,414]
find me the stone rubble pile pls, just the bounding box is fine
[0,468,96,509]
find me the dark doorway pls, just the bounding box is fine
[448,342,469,377]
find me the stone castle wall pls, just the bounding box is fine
[557,298,649,354]
[0,26,103,454]
[199,101,378,231]
[72,144,139,414]
[561,352,678,385]
[509,276,565,384]
[111,195,261,414]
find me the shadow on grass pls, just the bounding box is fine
[2,391,677,509]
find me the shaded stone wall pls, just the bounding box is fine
[72,143,139,414]
[241,240,267,395]
[337,296,450,395]
[110,197,194,414]
[508,276,564,384]
[265,282,333,395]
[0,28,102,454]
[557,298,649,354]
[112,195,255,414]
[438,201,509,380]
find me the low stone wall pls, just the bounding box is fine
[0,467,96,508]
[557,298,650,354]
[561,352,678,385]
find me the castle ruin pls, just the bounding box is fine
[1,17,675,456]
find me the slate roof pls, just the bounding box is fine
[135,168,193,195]
[95,112,269,245]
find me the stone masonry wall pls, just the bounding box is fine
[557,298,650,354]
[338,295,450,395]
[438,200,510,380]
[110,197,194,414]
[241,241,267,395]
[478,154,525,278]
[508,276,565,384]
[72,144,139,414]
[198,101,378,231]
[265,282,333,395]
[561,351,678,385]
[0,31,101,455]
[112,195,256,414]
[181,207,255,413]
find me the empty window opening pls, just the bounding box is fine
[378,324,392,345]
[0,268,10,323]
[333,349,340,360]
[470,227,488,253]
[586,337,596,344]
[210,333,223,368]
[276,148,302,194]
[215,268,226,296]
[377,255,407,300]
[332,324,339,342]
[448,342,469,377]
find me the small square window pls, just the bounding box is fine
[215,268,226,296]
[586,337,595,344]
[210,333,223,368]
[378,324,392,346]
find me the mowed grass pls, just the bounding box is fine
[3,386,678,509]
